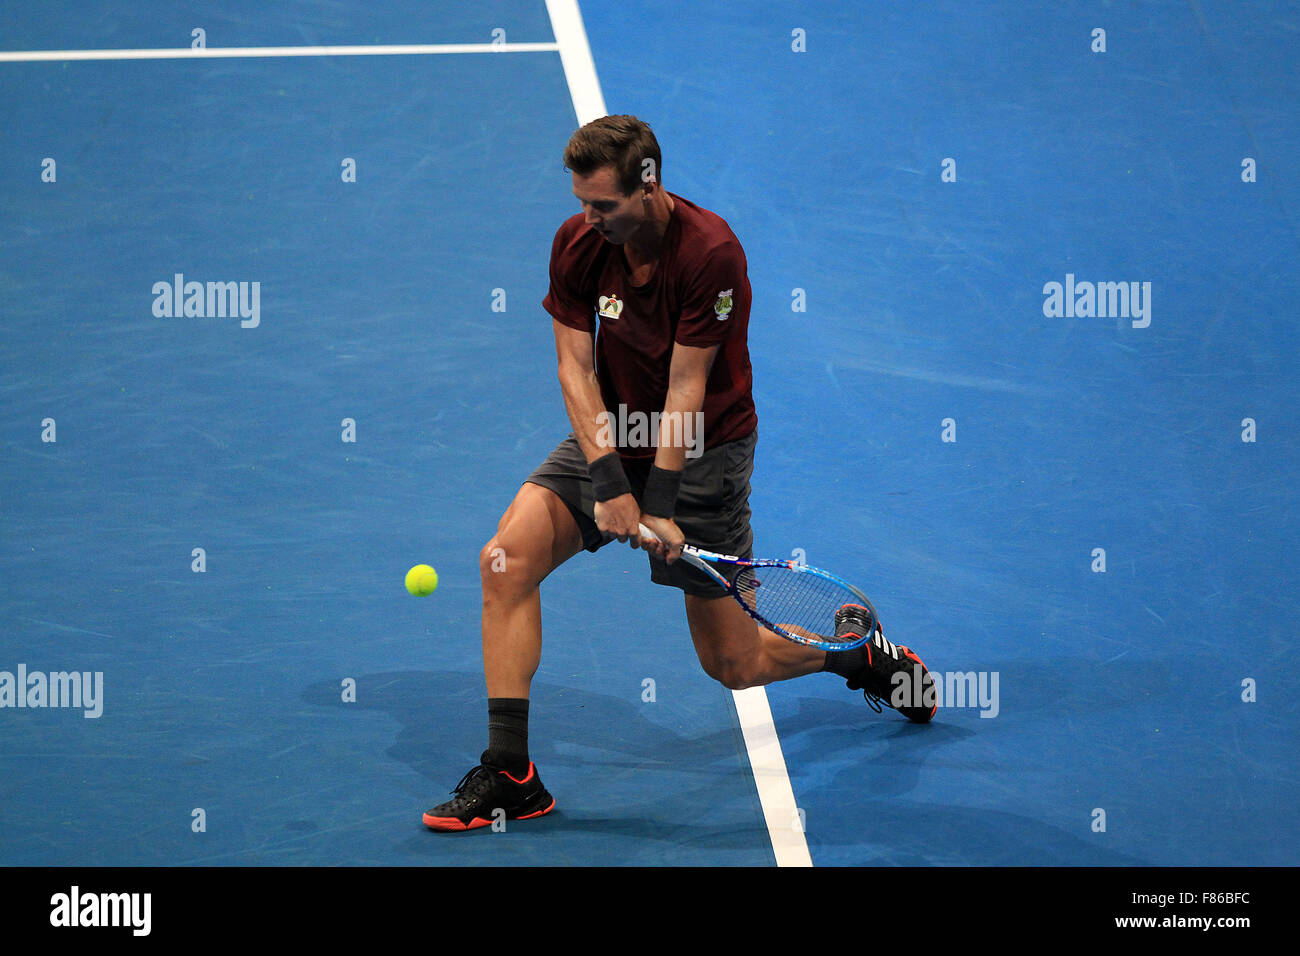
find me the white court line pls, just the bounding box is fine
[544,0,606,126]
[0,43,558,63]
[731,687,813,866]
[545,0,812,868]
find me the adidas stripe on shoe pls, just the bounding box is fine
[835,604,937,724]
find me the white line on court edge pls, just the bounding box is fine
[731,687,813,866]
[544,0,607,125]
[546,0,812,868]
[0,43,559,63]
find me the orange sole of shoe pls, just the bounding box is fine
[422,797,556,831]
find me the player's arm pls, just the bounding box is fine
[551,318,643,544]
[639,341,720,563]
[552,318,608,461]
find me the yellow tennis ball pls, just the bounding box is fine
[405,564,438,596]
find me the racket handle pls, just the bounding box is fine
[637,523,659,541]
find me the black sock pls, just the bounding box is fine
[821,645,867,679]
[485,698,530,775]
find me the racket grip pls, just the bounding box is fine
[637,523,659,541]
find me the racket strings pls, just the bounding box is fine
[735,565,867,644]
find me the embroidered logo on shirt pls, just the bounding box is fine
[714,289,734,320]
[598,294,624,321]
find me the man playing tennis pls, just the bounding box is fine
[423,115,936,831]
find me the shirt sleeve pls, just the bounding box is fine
[541,223,595,333]
[674,238,748,347]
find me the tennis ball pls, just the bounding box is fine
[405,564,438,596]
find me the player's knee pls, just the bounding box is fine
[700,654,758,691]
[479,537,540,596]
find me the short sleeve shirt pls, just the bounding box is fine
[542,193,757,460]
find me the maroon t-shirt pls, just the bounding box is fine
[542,192,757,461]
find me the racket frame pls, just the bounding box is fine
[637,525,876,652]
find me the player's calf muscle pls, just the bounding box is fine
[686,596,824,688]
[698,643,817,690]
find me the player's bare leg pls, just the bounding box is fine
[424,483,582,831]
[479,482,585,699]
[683,593,825,690]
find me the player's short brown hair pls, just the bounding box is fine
[563,115,662,197]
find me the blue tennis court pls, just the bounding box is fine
[2,0,1296,869]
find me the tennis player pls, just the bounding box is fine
[423,116,936,831]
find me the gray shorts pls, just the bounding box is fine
[524,429,756,598]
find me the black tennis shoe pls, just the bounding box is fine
[422,752,555,831]
[836,604,937,724]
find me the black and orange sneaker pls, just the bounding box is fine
[422,752,556,831]
[835,604,937,724]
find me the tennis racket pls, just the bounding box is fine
[637,524,877,652]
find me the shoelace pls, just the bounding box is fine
[863,692,883,713]
[447,765,494,805]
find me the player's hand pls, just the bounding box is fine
[638,514,685,564]
[594,493,644,548]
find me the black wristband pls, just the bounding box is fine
[641,465,683,518]
[588,452,632,502]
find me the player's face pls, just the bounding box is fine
[572,167,645,244]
